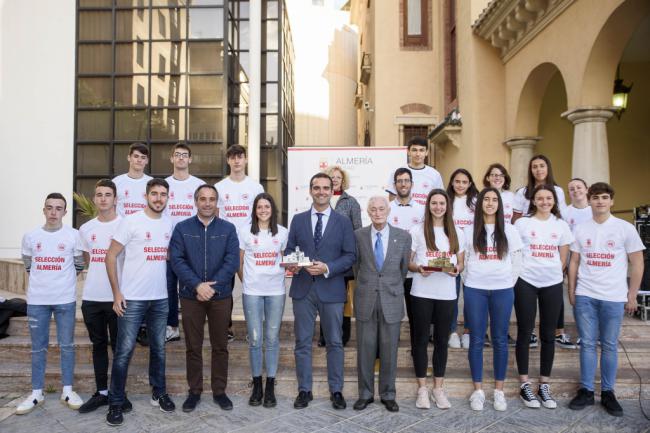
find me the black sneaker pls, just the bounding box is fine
[106,405,123,427]
[136,326,149,347]
[507,334,516,347]
[601,390,623,417]
[213,393,233,410]
[122,396,133,413]
[151,393,175,412]
[529,333,538,348]
[79,392,108,414]
[519,382,541,408]
[555,334,576,349]
[227,329,235,343]
[484,334,491,347]
[537,383,557,409]
[182,393,201,413]
[569,388,595,410]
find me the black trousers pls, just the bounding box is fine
[81,300,117,392]
[403,278,414,351]
[514,278,563,377]
[411,295,455,378]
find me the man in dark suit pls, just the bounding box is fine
[286,172,356,410]
[353,196,411,412]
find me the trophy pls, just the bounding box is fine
[421,256,457,273]
[280,246,313,268]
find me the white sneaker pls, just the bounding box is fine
[493,389,507,411]
[15,392,44,415]
[165,326,180,343]
[448,332,461,349]
[469,389,485,411]
[461,333,470,349]
[432,387,451,409]
[61,391,84,410]
[415,386,430,409]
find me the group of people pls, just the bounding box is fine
[16,137,645,427]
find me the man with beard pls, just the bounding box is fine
[105,178,175,426]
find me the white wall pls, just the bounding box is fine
[0,0,76,257]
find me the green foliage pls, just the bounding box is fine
[73,192,97,218]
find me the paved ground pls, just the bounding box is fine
[1,392,649,433]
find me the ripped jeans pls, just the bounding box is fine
[27,302,76,390]
[243,294,286,378]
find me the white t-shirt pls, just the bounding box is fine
[113,173,153,217]
[563,204,593,233]
[388,199,425,231]
[165,175,205,227]
[112,211,173,300]
[500,190,515,224]
[410,224,465,300]
[386,165,444,206]
[464,223,523,290]
[215,176,265,230]
[21,226,82,305]
[79,217,123,302]
[514,215,574,287]
[239,224,288,296]
[514,185,567,218]
[571,216,645,302]
[452,196,475,232]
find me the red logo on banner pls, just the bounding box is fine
[319,159,328,170]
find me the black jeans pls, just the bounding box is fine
[411,295,455,378]
[81,300,117,392]
[514,278,563,377]
[166,261,179,327]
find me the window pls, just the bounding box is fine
[136,38,144,67]
[402,0,428,47]
[445,0,457,107]
[137,84,145,105]
[158,10,167,38]
[403,125,429,147]
[158,54,166,78]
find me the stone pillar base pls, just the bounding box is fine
[504,136,542,190]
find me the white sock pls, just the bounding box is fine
[31,389,44,399]
[62,385,72,396]
[99,390,108,396]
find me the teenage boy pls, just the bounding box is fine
[386,137,443,206]
[16,193,84,415]
[215,144,264,341]
[568,182,645,417]
[105,178,175,426]
[78,180,132,414]
[164,143,205,343]
[113,142,153,217]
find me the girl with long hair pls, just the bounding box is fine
[512,155,567,223]
[483,163,515,224]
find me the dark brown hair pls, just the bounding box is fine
[527,185,562,218]
[482,163,511,190]
[226,144,246,158]
[251,193,279,236]
[146,178,169,194]
[423,189,459,254]
[447,168,478,211]
[524,154,558,200]
[129,142,149,156]
[587,182,615,199]
[309,172,333,189]
[171,142,191,157]
[473,187,508,260]
[95,178,117,197]
[45,192,67,210]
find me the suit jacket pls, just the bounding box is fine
[286,208,356,302]
[353,224,411,324]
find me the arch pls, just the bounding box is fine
[513,62,567,136]
[580,0,650,106]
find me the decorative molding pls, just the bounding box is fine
[472,0,575,62]
[430,125,462,149]
[400,103,433,115]
[393,114,438,125]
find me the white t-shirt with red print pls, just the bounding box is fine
[21,226,83,305]
[464,223,523,290]
[410,225,465,300]
[571,216,645,302]
[215,176,265,230]
[514,215,574,287]
[79,216,123,302]
[113,173,153,217]
[165,175,205,227]
[386,165,444,206]
[388,199,425,231]
[238,224,288,296]
[452,196,475,232]
[563,204,593,233]
[514,185,567,217]
[112,211,172,300]
[500,190,515,224]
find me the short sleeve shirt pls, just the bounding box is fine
[238,225,288,296]
[79,216,123,301]
[113,173,153,217]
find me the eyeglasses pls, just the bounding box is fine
[395,179,412,184]
[174,152,190,159]
[489,173,504,178]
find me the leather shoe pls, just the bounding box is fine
[330,392,347,410]
[294,391,313,409]
[381,399,399,412]
[353,397,374,410]
[212,393,233,411]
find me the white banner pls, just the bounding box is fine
[288,147,407,227]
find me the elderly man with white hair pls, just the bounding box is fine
[352,196,412,412]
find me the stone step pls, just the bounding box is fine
[0,362,647,400]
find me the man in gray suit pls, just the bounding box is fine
[353,196,411,412]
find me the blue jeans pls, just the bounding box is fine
[243,294,286,377]
[464,286,513,383]
[574,295,625,392]
[109,299,168,405]
[27,302,76,390]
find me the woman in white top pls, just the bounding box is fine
[408,189,465,409]
[238,192,288,408]
[482,163,515,225]
[445,169,478,349]
[512,154,567,222]
[513,185,574,409]
[464,188,523,412]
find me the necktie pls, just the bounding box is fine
[374,232,384,270]
[314,213,323,247]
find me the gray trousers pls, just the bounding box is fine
[356,293,401,400]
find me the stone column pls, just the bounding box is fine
[561,107,617,185]
[504,136,541,190]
